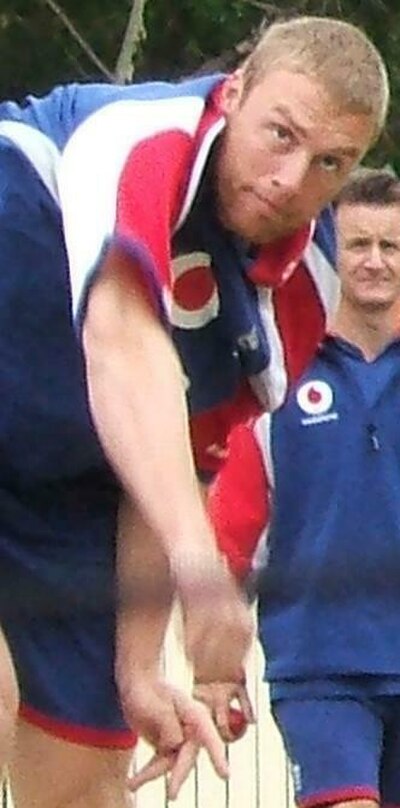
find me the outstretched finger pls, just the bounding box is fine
[128,752,174,792]
[167,740,199,800]
[173,691,229,779]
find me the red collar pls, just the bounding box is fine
[247,223,313,287]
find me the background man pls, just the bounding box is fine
[208,168,400,808]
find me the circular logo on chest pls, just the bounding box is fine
[167,252,219,329]
[296,379,333,415]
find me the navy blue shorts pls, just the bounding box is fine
[1,548,136,750]
[272,695,400,808]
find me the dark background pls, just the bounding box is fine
[1,1,399,166]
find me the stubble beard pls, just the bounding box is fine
[218,195,303,245]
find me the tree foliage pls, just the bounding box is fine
[0,0,399,164]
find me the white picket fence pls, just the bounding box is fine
[136,611,295,808]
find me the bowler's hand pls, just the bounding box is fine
[125,676,228,799]
[194,679,255,743]
[173,550,254,682]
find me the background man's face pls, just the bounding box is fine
[337,202,400,311]
[216,69,375,244]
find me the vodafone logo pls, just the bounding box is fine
[296,380,333,416]
[167,252,219,329]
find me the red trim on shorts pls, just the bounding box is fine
[19,704,137,750]
[299,785,379,807]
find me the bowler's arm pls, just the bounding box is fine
[83,247,215,564]
[83,247,252,683]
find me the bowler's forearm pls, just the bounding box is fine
[83,257,218,564]
[115,498,173,680]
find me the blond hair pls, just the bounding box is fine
[242,16,389,142]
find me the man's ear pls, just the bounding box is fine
[219,69,245,116]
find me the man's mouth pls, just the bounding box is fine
[247,188,286,216]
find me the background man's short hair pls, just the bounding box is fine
[335,167,400,207]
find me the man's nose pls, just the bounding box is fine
[271,152,310,195]
[365,243,385,269]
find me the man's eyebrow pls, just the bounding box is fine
[272,105,360,157]
[346,234,371,243]
[329,146,361,158]
[272,105,308,138]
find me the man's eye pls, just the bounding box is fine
[271,124,292,143]
[381,240,399,252]
[319,154,342,172]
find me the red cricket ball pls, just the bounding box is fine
[228,707,247,740]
